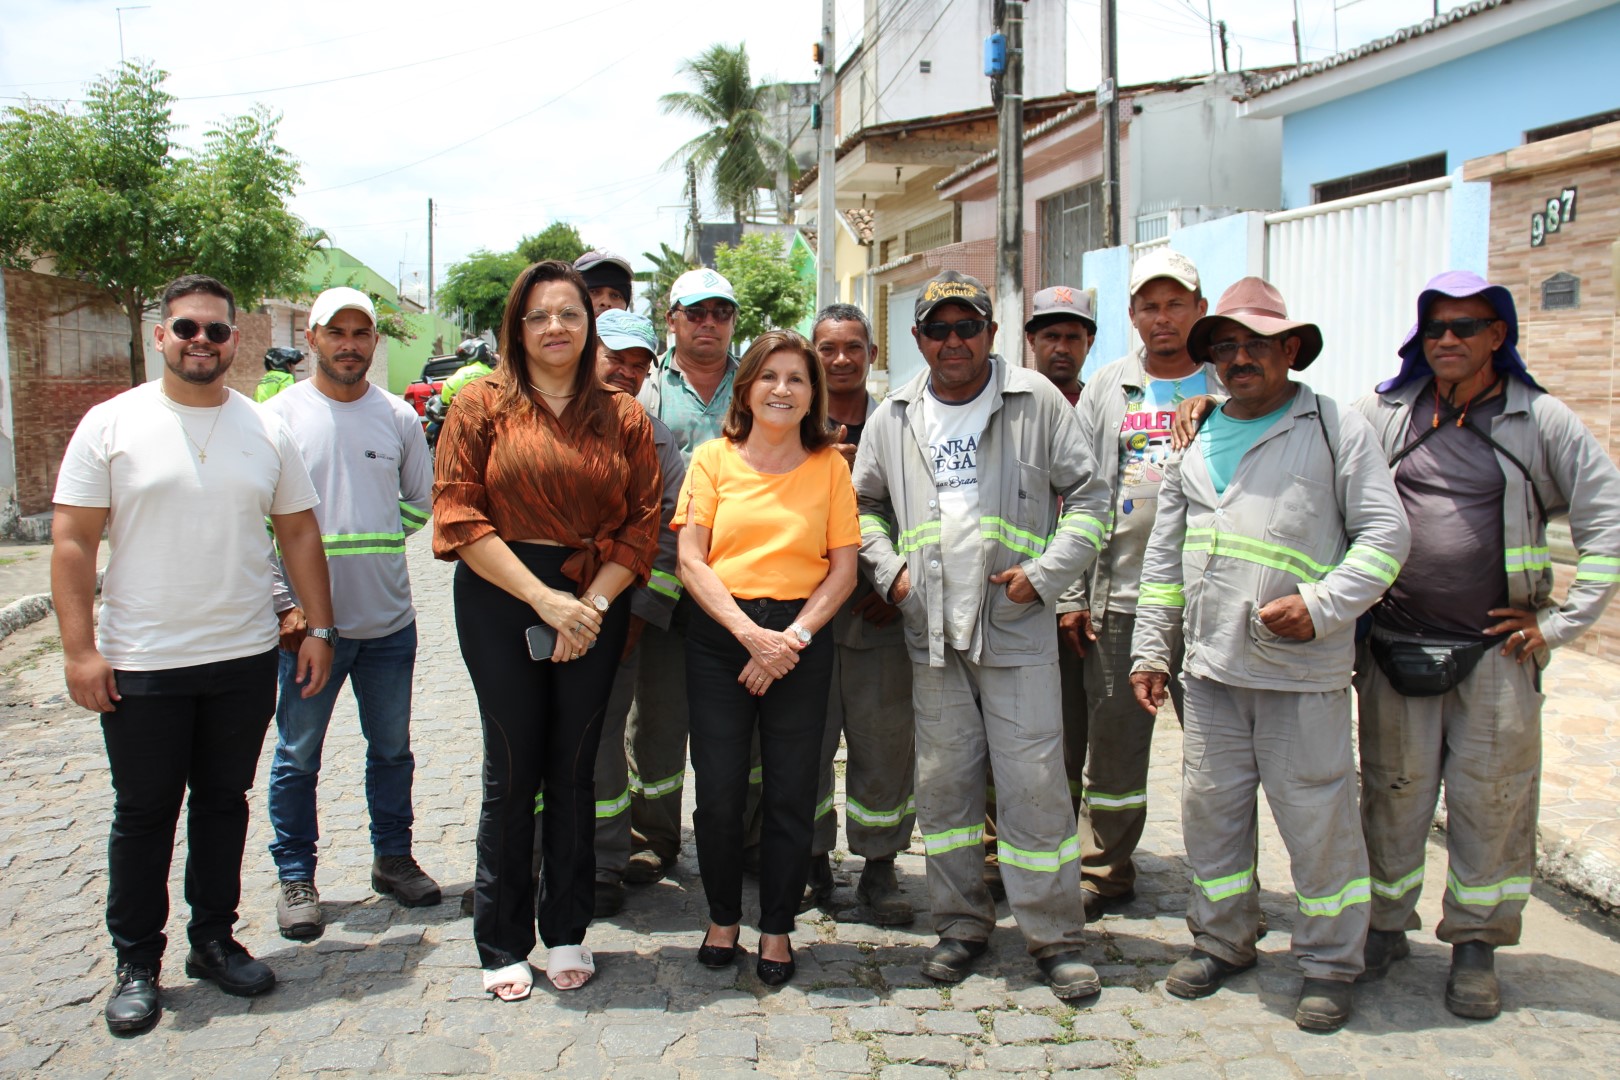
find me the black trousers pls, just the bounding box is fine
[101,649,278,968]
[687,598,832,934]
[455,547,629,967]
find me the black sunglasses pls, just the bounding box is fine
[169,317,234,344]
[919,318,989,342]
[1421,317,1498,341]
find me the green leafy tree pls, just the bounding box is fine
[517,221,589,264]
[0,62,310,386]
[713,233,811,344]
[437,248,526,336]
[660,44,794,225]
[641,242,694,342]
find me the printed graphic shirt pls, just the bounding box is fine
[921,365,999,649]
[1106,370,1207,611]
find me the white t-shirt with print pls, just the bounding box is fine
[921,365,999,651]
[53,381,320,671]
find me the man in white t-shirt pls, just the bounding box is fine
[51,274,335,1036]
[263,287,439,942]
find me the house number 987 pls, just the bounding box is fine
[1531,187,1578,247]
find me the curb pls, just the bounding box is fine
[0,593,52,643]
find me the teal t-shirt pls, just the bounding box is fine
[1199,400,1290,496]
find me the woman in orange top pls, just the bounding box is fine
[675,329,860,986]
[433,260,660,1000]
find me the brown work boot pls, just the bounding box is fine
[1295,977,1354,1032]
[1164,948,1256,999]
[371,854,441,908]
[1445,941,1501,1019]
[1357,929,1410,982]
[1081,887,1136,922]
[855,857,914,926]
[799,853,835,913]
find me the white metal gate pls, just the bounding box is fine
[1265,177,1453,407]
[886,284,925,392]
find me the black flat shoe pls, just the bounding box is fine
[756,944,795,987]
[184,939,275,997]
[105,963,161,1034]
[697,931,744,969]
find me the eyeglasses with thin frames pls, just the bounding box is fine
[1207,338,1279,362]
[168,318,234,344]
[523,307,589,332]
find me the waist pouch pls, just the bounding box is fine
[1369,635,1488,698]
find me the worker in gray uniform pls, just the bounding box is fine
[1131,277,1410,1033]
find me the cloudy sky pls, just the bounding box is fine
[1,0,1466,301]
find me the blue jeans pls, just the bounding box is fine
[267,621,418,881]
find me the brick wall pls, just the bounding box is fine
[3,270,134,517]
[1481,146,1620,661]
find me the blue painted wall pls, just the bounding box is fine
[1279,4,1620,209]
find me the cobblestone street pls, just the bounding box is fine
[3,532,1620,1078]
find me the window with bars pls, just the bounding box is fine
[1312,153,1446,204]
[904,213,955,255]
[1039,179,1104,288]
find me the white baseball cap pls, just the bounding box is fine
[669,268,736,308]
[308,286,377,328]
[1128,248,1201,297]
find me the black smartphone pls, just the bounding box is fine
[525,624,557,662]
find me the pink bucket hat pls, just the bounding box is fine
[1186,276,1324,370]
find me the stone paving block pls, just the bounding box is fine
[209,1055,282,1080]
[177,1021,269,1052]
[1070,1011,1137,1039]
[394,1040,492,1075]
[346,948,409,974]
[991,1011,1061,1043]
[1441,1069,1523,1080]
[1052,1070,1128,1080]
[1291,1048,1358,1076]
[0,1042,60,1072]
[946,983,1007,1010]
[688,1030,758,1059]
[981,1044,1049,1071]
[918,1009,984,1036]
[356,1006,427,1035]
[807,986,878,1009]
[300,1039,387,1072]
[879,1034,970,1067]
[1432,1032,1502,1059]
[1050,1041,1123,1069]
[766,1013,833,1041]
[600,1023,684,1059]
[263,1013,342,1041]
[1134,1035,1201,1063]
[484,1032,572,1071]
[1134,1064,1213,1080]
[847,1005,918,1033]
[813,1041,873,1074]
[877,1066,953,1080]
[1221,1058,1298,1080]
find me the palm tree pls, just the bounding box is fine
[660,43,793,226]
[642,242,695,342]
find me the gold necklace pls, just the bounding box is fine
[160,385,225,463]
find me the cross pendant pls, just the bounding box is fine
[198,451,207,463]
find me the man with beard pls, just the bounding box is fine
[53,274,333,1033]
[262,287,440,941]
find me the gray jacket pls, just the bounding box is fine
[1061,346,1224,623]
[852,358,1112,668]
[1133,385,1411,692]
[629,413,686,631]
[1355,377,1620,654]
[833,395,904,651]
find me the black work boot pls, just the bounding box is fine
[921,937,989,983]
[1445,941,1500,1019]
[799,853,835,913]
[1164,948,1256,999]
[1357,929,1410,982]
[855,857,914,926]
[1295,977,1354,1032]
[105,963,161,1034]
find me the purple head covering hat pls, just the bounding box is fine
[1379,270,1542,393]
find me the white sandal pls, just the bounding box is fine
[545,945,595,991]
[481,961,533,1002]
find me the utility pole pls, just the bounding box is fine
[426,198,435,315]
[992,0,1025,366]
[1205,0,1218,74]
[115,6,149,64]
[686,162,706,268]
[1217,20,1230,71]
[1100,0,1121,248]
[816,0,837,313]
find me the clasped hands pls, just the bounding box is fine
[737,624,805,697]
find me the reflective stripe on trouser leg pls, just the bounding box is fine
[1438,647,1541,946]
[626,616,690,864]
[1184,676,1371,979]
[836,640,916,858]
[592,643,639,883]
[1077,611,1167,897]
[916,651,1085,956]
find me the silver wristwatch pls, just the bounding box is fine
[585,593,611,614]
[307,626,339,646]
[788,623,812,645]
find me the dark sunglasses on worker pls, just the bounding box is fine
[168,318,234,344]
[919,318,989,342]
[678,303,737,323]
[1421,317,1499,341]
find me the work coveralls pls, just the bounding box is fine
[255,369,294,403]
[592,414,686,885]
[1355,376,1620,946]
[1056,348,1223,900]
[1133,386,1410,981]
[813,396,916,863]
[854,358,1111,956]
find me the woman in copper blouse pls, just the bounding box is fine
[433,260,661,1000]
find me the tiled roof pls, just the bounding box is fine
[1243,0,1505,98]
[841,209,874,244]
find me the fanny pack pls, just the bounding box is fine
[1369,635,1488,698]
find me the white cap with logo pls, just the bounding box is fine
[1128,248,1200,297]
[669,268,736,308]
